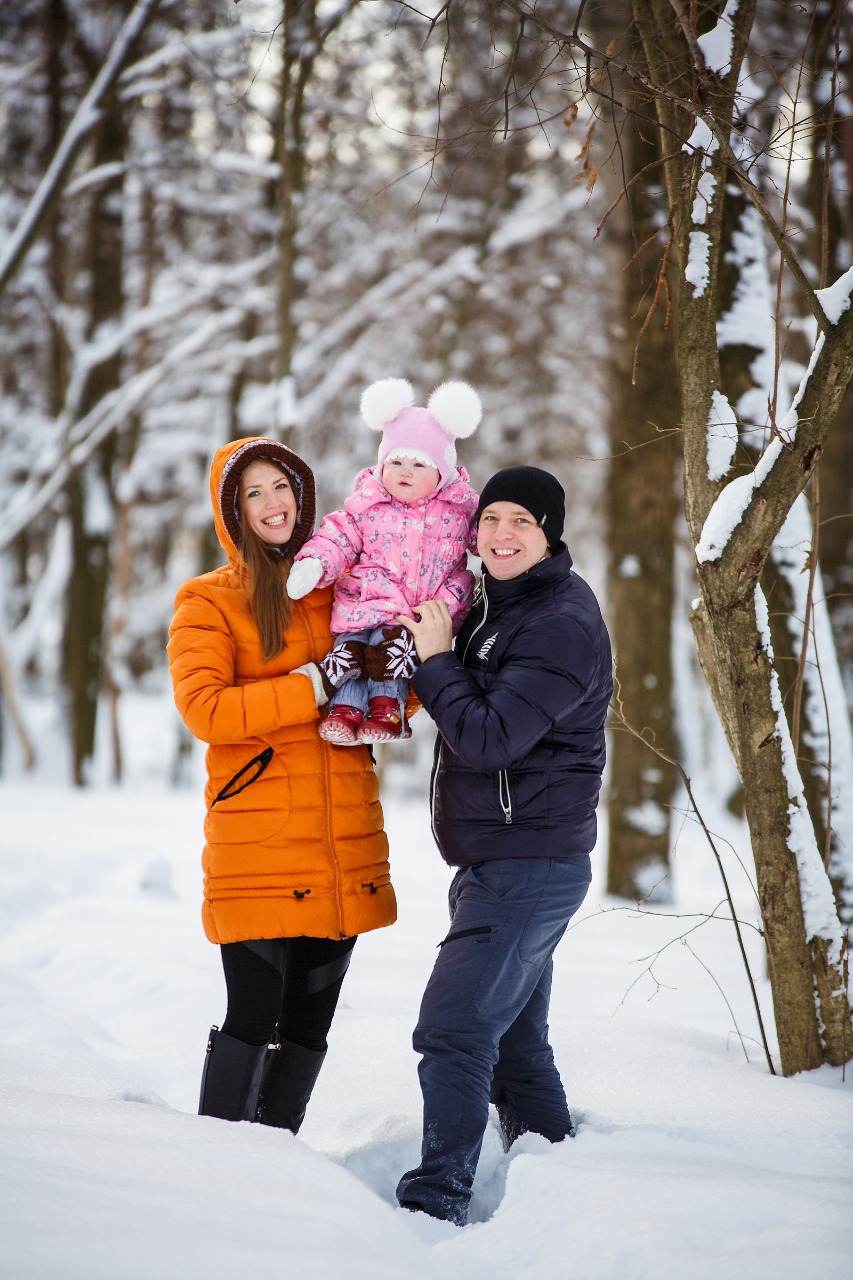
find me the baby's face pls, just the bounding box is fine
[382,456,440,503]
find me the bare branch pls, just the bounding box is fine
[609,694,776,1073]
[0,0,162,302]
[502,14,527,139]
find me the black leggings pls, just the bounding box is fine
[219,936,356,1052]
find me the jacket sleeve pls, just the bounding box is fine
[432,565,474,628]
[411,615,597,771]
[168,582,320,745]
[293,508,363,585]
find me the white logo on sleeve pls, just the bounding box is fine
[476,632,499,661]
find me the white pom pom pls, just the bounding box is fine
[360,378,415,431]
[427,381,482,440]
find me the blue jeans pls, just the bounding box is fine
[328,627,406,710]
[396,855,592,1225]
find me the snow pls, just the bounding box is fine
[622,800,669,837]
[682,119,717,155]
[690,167,717,226]
[694,444,775,563]
[771,499,853,915]
[754,588,846,954]
[696,0,740,75]
[694,313,814,560]
[716,202,777,424]
[705,389,737,481]
[1,731,851,1278]
[684,230,711,297]
[816,264,853,325]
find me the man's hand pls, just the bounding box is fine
[397,600,453,662]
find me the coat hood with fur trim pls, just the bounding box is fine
[168,442,395,945]
[210,436,316,567]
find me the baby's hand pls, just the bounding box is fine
[287,558,323,599]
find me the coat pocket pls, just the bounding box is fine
[205,747,290,845]
[212,747,274,804]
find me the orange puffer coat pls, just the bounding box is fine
[168,439,396,945]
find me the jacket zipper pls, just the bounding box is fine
[306,598,346,939]
[462,577,490,663]
[460,579,512,825]
[499,769,513,824]
[430,741,441,846]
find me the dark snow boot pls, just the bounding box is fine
[198,1025,275,1122]
[256,1039,327,1134]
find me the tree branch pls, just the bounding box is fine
[714,300,853,592]
[0,0,162,302]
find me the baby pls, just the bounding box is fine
[286,377,480,744]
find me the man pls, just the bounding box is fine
[395,465,613,1226]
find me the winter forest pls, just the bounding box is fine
[1,2,853,1277]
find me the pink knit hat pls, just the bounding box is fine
[361,378,482,489]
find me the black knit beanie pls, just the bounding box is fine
[476,466,565,550]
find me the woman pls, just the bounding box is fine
[168,436,396,1133]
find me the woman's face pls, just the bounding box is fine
[239,460,298,547]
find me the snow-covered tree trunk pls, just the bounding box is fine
[633,0,853,1073]
[765,504,853,924]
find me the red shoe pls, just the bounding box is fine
[358,696,405,743]
[319,704,364,746]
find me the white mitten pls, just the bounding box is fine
[286,557,323,599]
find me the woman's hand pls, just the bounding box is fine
[397,600,453,662]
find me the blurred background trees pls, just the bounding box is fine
[0,0,609,786]
[1,0,851,1007]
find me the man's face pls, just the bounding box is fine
[477,501,549,579]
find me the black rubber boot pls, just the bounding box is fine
[198,1025,274,1122]
[257,1039,327,1133]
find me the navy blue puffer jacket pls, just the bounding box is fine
[412,548,612,866]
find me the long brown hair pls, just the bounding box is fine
[237,518,295,663]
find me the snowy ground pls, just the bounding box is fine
[1,714,851,1279]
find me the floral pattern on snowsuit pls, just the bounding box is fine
[294,466,479,634]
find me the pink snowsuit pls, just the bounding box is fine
[295,466,479,634]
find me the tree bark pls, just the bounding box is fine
[63,75,127,785]
[605,71,680,900]
[273,0,359,441]
[806,3,853,713]
[693,588,825,1070]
